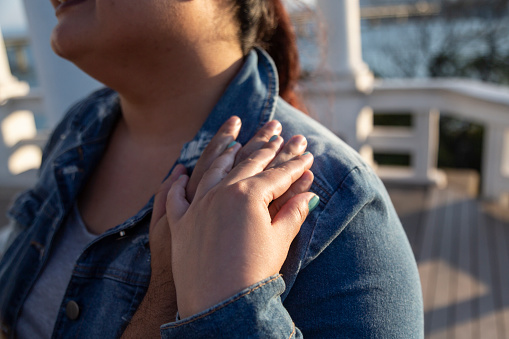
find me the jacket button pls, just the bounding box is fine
[66,300,80,320]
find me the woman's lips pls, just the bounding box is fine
[55,0,88,14]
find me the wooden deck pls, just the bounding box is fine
[387,170,509,339]
[0,170,507,338]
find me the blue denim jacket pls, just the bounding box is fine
[0,48,423,338]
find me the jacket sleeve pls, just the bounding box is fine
[283,168,424,338]
[160,275,302,338]
[159,167,424,338]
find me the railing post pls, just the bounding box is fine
[316,0,373,92]
[413,109,440,182]
[0,26,29,103]
[22,0,101,127]
[302,0,374,158]
[0,26,31,184]
[483,124,509,202]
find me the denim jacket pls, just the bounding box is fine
[0,48,423,338]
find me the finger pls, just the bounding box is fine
[233,120,282,166]
[272,192,320,244]
[152,164,187,229]
[194,141,242,200]
[187,116,242,201]
[250,152,314,205]
[221,137,284,186]
[166,174,190,225]
[269,170,314,219]
[266,135,307,170]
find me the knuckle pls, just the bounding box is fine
[236,148,249,162]
[229,181,257,202]
[208,166,229,179]
[292,204,308,223]
[269,164,293,183]
[257,126,274,139]
[239,154,265,172]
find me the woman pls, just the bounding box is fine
[0,0,423,337]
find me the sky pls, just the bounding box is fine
[1,0,316,36]
[0,0,28,35]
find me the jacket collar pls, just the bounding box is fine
[15,48,280,232]
[176,47,279,169]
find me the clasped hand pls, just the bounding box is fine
[150,117,317,319]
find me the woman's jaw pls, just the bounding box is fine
[49,0,245,142]
[48,0,243,139]
[49,0,243,93]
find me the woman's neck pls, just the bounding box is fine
[116,45,244,147]
[75,41,244,148]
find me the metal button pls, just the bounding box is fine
[66,300,80,320]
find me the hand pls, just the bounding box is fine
[166,135,316,318]
[149,117,290,298]
[123,117,245,338]
[123,117,315,337]
[189,118,314,218]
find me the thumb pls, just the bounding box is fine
[272,193,319,242]
[166,174,190,224]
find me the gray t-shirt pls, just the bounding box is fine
[17,204,97,338]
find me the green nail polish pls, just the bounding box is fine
[227,141,237,149]
[302,151,311,156]
[308,195,320,213]
[269,135,278,142]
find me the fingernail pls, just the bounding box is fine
[227,141,237,149]
[266,120,282,133]
[290,135,307,146]
[308,195,320,213]
[228,116,241,125]
[269,135,278,142]
[302,151,311,156]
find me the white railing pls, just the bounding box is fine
[2,76,508,202]
[1,0,508,204]
[302,77,509,203]
[0,89,46,187]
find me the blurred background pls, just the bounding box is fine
[1,0,509,338]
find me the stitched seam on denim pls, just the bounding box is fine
[312,179,332,198]
[306,170,377,263]
[73,265,138,275]
[301,167,363,263]
[311,172,333,199]
[309,175,332,206]
[258,51,276,129]
[288,323,296,338]
[73,266,150,285]
[163,275,282,329]
[337,166,362,191]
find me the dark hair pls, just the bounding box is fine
[235,0,305,111]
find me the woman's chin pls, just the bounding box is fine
[50,28,84,62]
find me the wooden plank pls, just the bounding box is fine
[490,213,509,339]
[389,185,428,256]
[476,203,499,339]
[417,187,440,313]
[419,188,447,335]
[451,198,477,339]
[387,171,508,339]
[427,189,460,339]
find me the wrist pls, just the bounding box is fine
[176,274,273,319]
